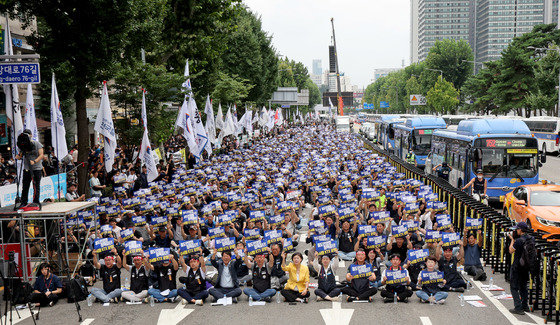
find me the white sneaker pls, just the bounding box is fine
[330,296,339,302]
[437,299,446,305]
[181,298,188,305]
[295,298,304,303]
[194,299,203,306]
[316,296,324,302]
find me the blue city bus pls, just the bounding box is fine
[425,119,545,201]
[371,115,399,145]
[394,117,447,167]
[379,116,405,154]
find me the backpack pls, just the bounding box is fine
[12,280,33,304]
[519,236,538,276]
[67,275,89,303]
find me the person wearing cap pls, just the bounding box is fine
[242,250,276,302]
[313,253,340,301]
[91,248,123,303]
[342,249,377,302]
[415,256,448,304]
[432,162,451,181]
[209,249,243,302]
[30,263,63,307]
[149,221,177,249]
[463,229,486,281]
[436,239,466,292]
[462,169,487,202]
[508,221,531,315]
[66,183,85,202]
[121,253,150,303]
[146,253,180,302]
[380,254,413,302]
[177,255,208,305]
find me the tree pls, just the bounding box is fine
[461,61,500,115]
[211,72,254,105]
[305,78,321,107]
[221,8,278,106]
[424,39,473,90]
[8,0,135,194]
[426,77,460,114]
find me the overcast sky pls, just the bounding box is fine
[243,0,411,89]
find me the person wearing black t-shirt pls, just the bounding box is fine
[178,255,209,305]
[146,254,180,302]
[121,254,150,303]
[342,249,378,302]
[91,249,123,303]
[270,244,288,290]
[435,242,466,292]
[386,235,412,266]
[242,252,276,302]
[337,220,357,261]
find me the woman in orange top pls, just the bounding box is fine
[280,251,310,303]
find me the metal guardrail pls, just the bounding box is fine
[359,135,560,323]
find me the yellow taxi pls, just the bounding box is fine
[503,184,560,240]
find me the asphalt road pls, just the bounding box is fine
[539,155,560,184]
[1,208,546,325]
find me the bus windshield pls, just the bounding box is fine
[478,148,538,179]
[412,133,432,156]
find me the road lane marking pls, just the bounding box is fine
[81,318,95,325]
[319,301,353,325]
[420,317,432,325]
[471,279,537,325]
[157,302,194,325]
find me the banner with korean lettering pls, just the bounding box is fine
[148,247,170,263]
[182,210,199,225]
[358,225,377,237]
[244,228,261,241]
[264,229,282,245]
[179,239,202,255]
[124,241,143,256]
[215,237,236,252]
[316,239,337,256]
[465,218,483,230]
[247,240,268,256]
[349,263,372,279]
[369,211,391,223]
[385,269,408,285]
[366,236,387,249]
[93,238,114,253]
[420,271,444,284]
[283,237,294,252]
[425,230,441,243]
[208,226,225,239]
[407,249,429,265]
[442,232,461,246]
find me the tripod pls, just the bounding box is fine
[0,260,36,325]
[52,230,82,322]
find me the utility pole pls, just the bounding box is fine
[331,18,343,116]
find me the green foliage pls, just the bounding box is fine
[424,39,473,90]
[305,78,321,107]
[211,72,254,106]
[426,77,460,114]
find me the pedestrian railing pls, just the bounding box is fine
[359,135,560,324]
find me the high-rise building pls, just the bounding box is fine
[312,59,322,75]
[373,68,403,82]
[412,0,558,65]
[417,0,471,62]
[476,0,547,62]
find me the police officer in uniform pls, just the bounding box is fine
[405,152,416,165]
[178,254,209,305]
[242,252,276,302]
[432,162,451,181]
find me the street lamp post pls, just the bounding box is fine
[462,60,485,76]
[426,68,443,81]
[528,46,560,117]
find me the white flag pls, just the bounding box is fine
[24,84,38,142]
[223,106,235,137]
[328,97,334,116]
[50,73,68,160]
[259,108,269,127]
[266,109,275,131]
[204,95,217,145]
[176,98,199,158]
[188,96,211,157]
[139,89,158,182]
[232,104,239,135]
[243,110,253,135]
[3,18,23,157]
[215,103,224,131]
[94,81,117,172]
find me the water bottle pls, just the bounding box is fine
[123,276,130,290]
[249,295,253,306]
[338,292,342,301]
[460,294,465,307]
[276,292,281,303]
[429,294,434,305]
[87,294,93,307]
[488,277,494,290]
[393,292,397,304]
[466,280,472,291]
[149,295,155,307]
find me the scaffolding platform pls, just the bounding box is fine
[0,201,97,282]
